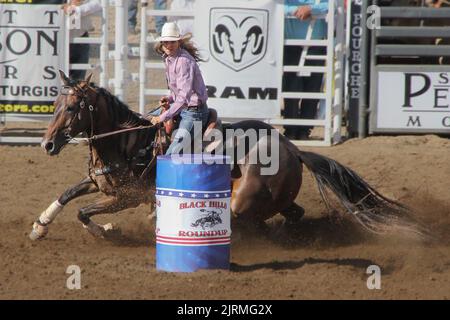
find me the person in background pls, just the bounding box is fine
[128,0,167,35]
[149,22,209,155]
[63,0,102,80]
[283,0,329,140]
[128,0,138,34]
[154,0,168,34]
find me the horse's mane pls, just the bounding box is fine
[93,85,151,129]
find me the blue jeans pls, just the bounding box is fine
[167,108,209,155]
[154,0,167,34]
[128,0,138,28]
[129,0,166,31]
[148,106,209,155]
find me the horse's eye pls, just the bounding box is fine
[66,105,76,113]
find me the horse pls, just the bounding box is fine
[30,71,423,241]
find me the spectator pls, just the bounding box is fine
[155,0,168,34]
[128,0,138,34]
[63,0,102,80]
[128,0,167,35]
[283,0,329,140]
[149,22,209,155]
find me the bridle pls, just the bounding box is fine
[59,83,166,180]
[61,84,159,142]
[60,84,98,141]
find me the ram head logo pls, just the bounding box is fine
[210,9,268,71]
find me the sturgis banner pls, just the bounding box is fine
[194,0,284,119]
[0,0,68,115]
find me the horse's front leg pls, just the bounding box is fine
[29,177,99,240]
[77,195,131,238]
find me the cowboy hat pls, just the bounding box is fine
[156,22,189,42]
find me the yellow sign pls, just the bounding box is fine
[0,103,55,113]
[0,0,34,4]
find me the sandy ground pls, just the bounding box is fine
[1,4,449,300]
[0,134,449,300]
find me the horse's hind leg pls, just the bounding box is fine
[29,177,99,240]
[280,203,305,228]
[77,195,134,238]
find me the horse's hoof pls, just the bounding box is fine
[29,222,48,241]
[103,223,114,232]
[83,221,106,238]
[103,223,122,239]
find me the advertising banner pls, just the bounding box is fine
[194,0,284,119]
[376,70,450,132]
[0,0,68,115]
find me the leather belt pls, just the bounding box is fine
[186,103,206,111]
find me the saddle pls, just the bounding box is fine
[163,108,219,134]
[159,108,223,153]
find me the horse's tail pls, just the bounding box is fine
[297,150,429,238]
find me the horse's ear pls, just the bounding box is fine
[59,70,70,86]
[84,73,93,85]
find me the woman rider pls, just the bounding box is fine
[149,22,209,155]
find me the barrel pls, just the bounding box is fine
[155,154,231,272]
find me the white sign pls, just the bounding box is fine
[194,0,284,119]
[377,71,450,131]
[155,188,231,246]
[0,1,68,115]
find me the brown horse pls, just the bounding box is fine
[30,71,422,240]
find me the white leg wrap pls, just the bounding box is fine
[29,222,49,240]
[38,200,64,225]
[83,221,105,238]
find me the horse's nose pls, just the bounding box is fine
[44,141,55,153]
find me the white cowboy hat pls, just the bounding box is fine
[156,22,187,42]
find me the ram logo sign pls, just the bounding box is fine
[210,8,268,72]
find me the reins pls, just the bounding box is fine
[61,82,165,181]
[70,100,161,143]
[75,124,158,143]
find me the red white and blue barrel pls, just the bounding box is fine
[155,155,231,272]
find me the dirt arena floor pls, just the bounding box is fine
[1,5,449,300]
[0,133,449,300]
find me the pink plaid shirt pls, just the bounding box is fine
[159,48,208,122]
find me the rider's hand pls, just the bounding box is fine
[62,1,82,15]
[151,116,161,125]
[61,4,77,15]
[159,97,170,109]
[294,5,312,20]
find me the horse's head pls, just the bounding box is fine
[42,70,98,155]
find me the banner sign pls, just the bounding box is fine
[376,71,450,131]
[194,0,284,119]
[0,0,68,115]
[345,0,362,136]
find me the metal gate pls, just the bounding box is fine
[138,0,345,147]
